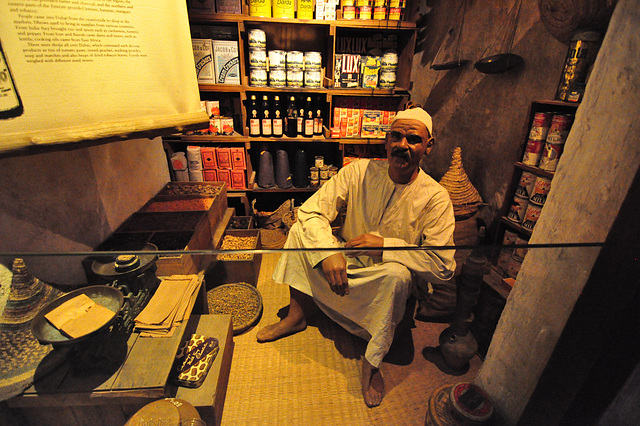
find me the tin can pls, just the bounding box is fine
[514,235,530,259]
[328,165,338,177]
[249,0,272,17]
[373,6,387,19]
[304,70,322,87]
[286,50,304,69]
[310,178,319,188]
[249,48,267,68]
[528,112,552,141]
[381,50,398,70]
[503,229,518,246]
[522,203,543,231]
[297,0,314,19]
[343,5,356,19]
[507,194,528,223]
[319,178,329,186]
[545,114,574,144]
[273,0,295,18]
[555,31,601,102]
[356,0,370,6]
[373,0,385,6]
[388,7,401,20]
[268,50,287,69]
[286,68,303,87]
[319,166,329,180]
[250,67,268,86]
[358,6,372,19]
[379,70,396,88]
[515,171,537,199]
[389,0,401,6]
[538,142,564,172]
[269,69,287,87]
[522,139,544,166]
[529,176,552,205]
[304,51,322,69]
[314,155,324,168]
[342,0,355,5]
[497,248,514,276]
[248,29,267,48]
[310,166,319,180]
[506,254,524,279]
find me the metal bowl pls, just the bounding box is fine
[31,285,124,346]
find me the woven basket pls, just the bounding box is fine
[439,147,483,220]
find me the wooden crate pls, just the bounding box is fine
[210,229,262,286]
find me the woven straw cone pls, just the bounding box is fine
[439,147,483,219]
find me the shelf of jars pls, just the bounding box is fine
[188,14,417,30]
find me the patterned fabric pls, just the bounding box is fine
[173,334,219,388]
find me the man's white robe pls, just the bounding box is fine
[273,159,456,367]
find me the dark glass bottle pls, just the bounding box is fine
[303,96,314,137]
[313,96,323,136]
[272,95,283,137]
[286,95,298,137]
[260,94,272,137]
[248,94,260,137]
[0,39,24,120]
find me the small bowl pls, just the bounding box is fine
[31,285,124,346]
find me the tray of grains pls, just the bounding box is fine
[207,282,263,335]
[158,182,225,198]
[216,235,258,261]
[141,198,215,212]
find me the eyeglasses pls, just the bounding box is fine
[386,130,424,145]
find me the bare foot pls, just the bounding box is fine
[361,358,385,407]
[256,315,306,342]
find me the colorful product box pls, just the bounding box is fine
[200,147,218,169]
[361,56,381,89]
[230,170,246,189]
[217,169,232,188]
[230,147,246,169]
[192,39,215,84]
[216,147,233,169]
[212,40,240,84]
[203,169,218,182]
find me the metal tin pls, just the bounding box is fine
[304,51,322,69]
[319,166,329,180]
[310,178,320,187]
[538,142,564,172]
[287,68,303,87]
[356,0,370,6]
[343,5,356,19]
[314,155,324,168]
[269,68,287,87]
[555,31,601,102]
[249,0,271,17]
[358,6,372,19]
[388,7,401,20]
[515,171,537,199]
[381,50,398,70]
[342,0,355,5]
[304,70,322,87]
[545,114,574,144]
[528,112,552,141]
[249,67,268,86]
[522,139,544,166]
[373,0,385,6]
[373,6,387,20]
[529,176,552,205]
[522,203,543,231]
[310,166,319,180]
[503,229,518,245]
[514,235,530,259]
[249,48,267,68]
[328,166,338,177]
[507,194,528,224]
[248,29,267,48]
[268,50,287,69]
[273,0,295,18]
[506,254,524,279]
[286,51,304,69]
[379,70,396,88]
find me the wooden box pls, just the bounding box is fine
[210,229,261,286]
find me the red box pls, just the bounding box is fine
[230,147,246,170]
[230,170,246,189]
[217,169,232,188]
[216,147,232,169]
[200,147,217,169]
[203,169,218,181]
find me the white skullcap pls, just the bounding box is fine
[392,107,433,135]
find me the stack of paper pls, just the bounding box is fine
[45,293,116,339]
[134,275,201,337]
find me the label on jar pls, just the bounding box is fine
[286,51,304,68]
[379,70,396,88]
[304,51,322,69]
[250,67,268,86]
[304,70,322,87]
[373,6,386,20]
[381,50,398,70]
[268,50,287,69]
[248,29,267,48]
[287,68,303,87]
[269,69,287,87]
[249,48,267,68]
[249,0,271,17]
[314,156,324,167]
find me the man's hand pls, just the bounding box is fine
[322,253,349,296]
[345,234,384,258]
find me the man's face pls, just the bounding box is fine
[385,118,433,175]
